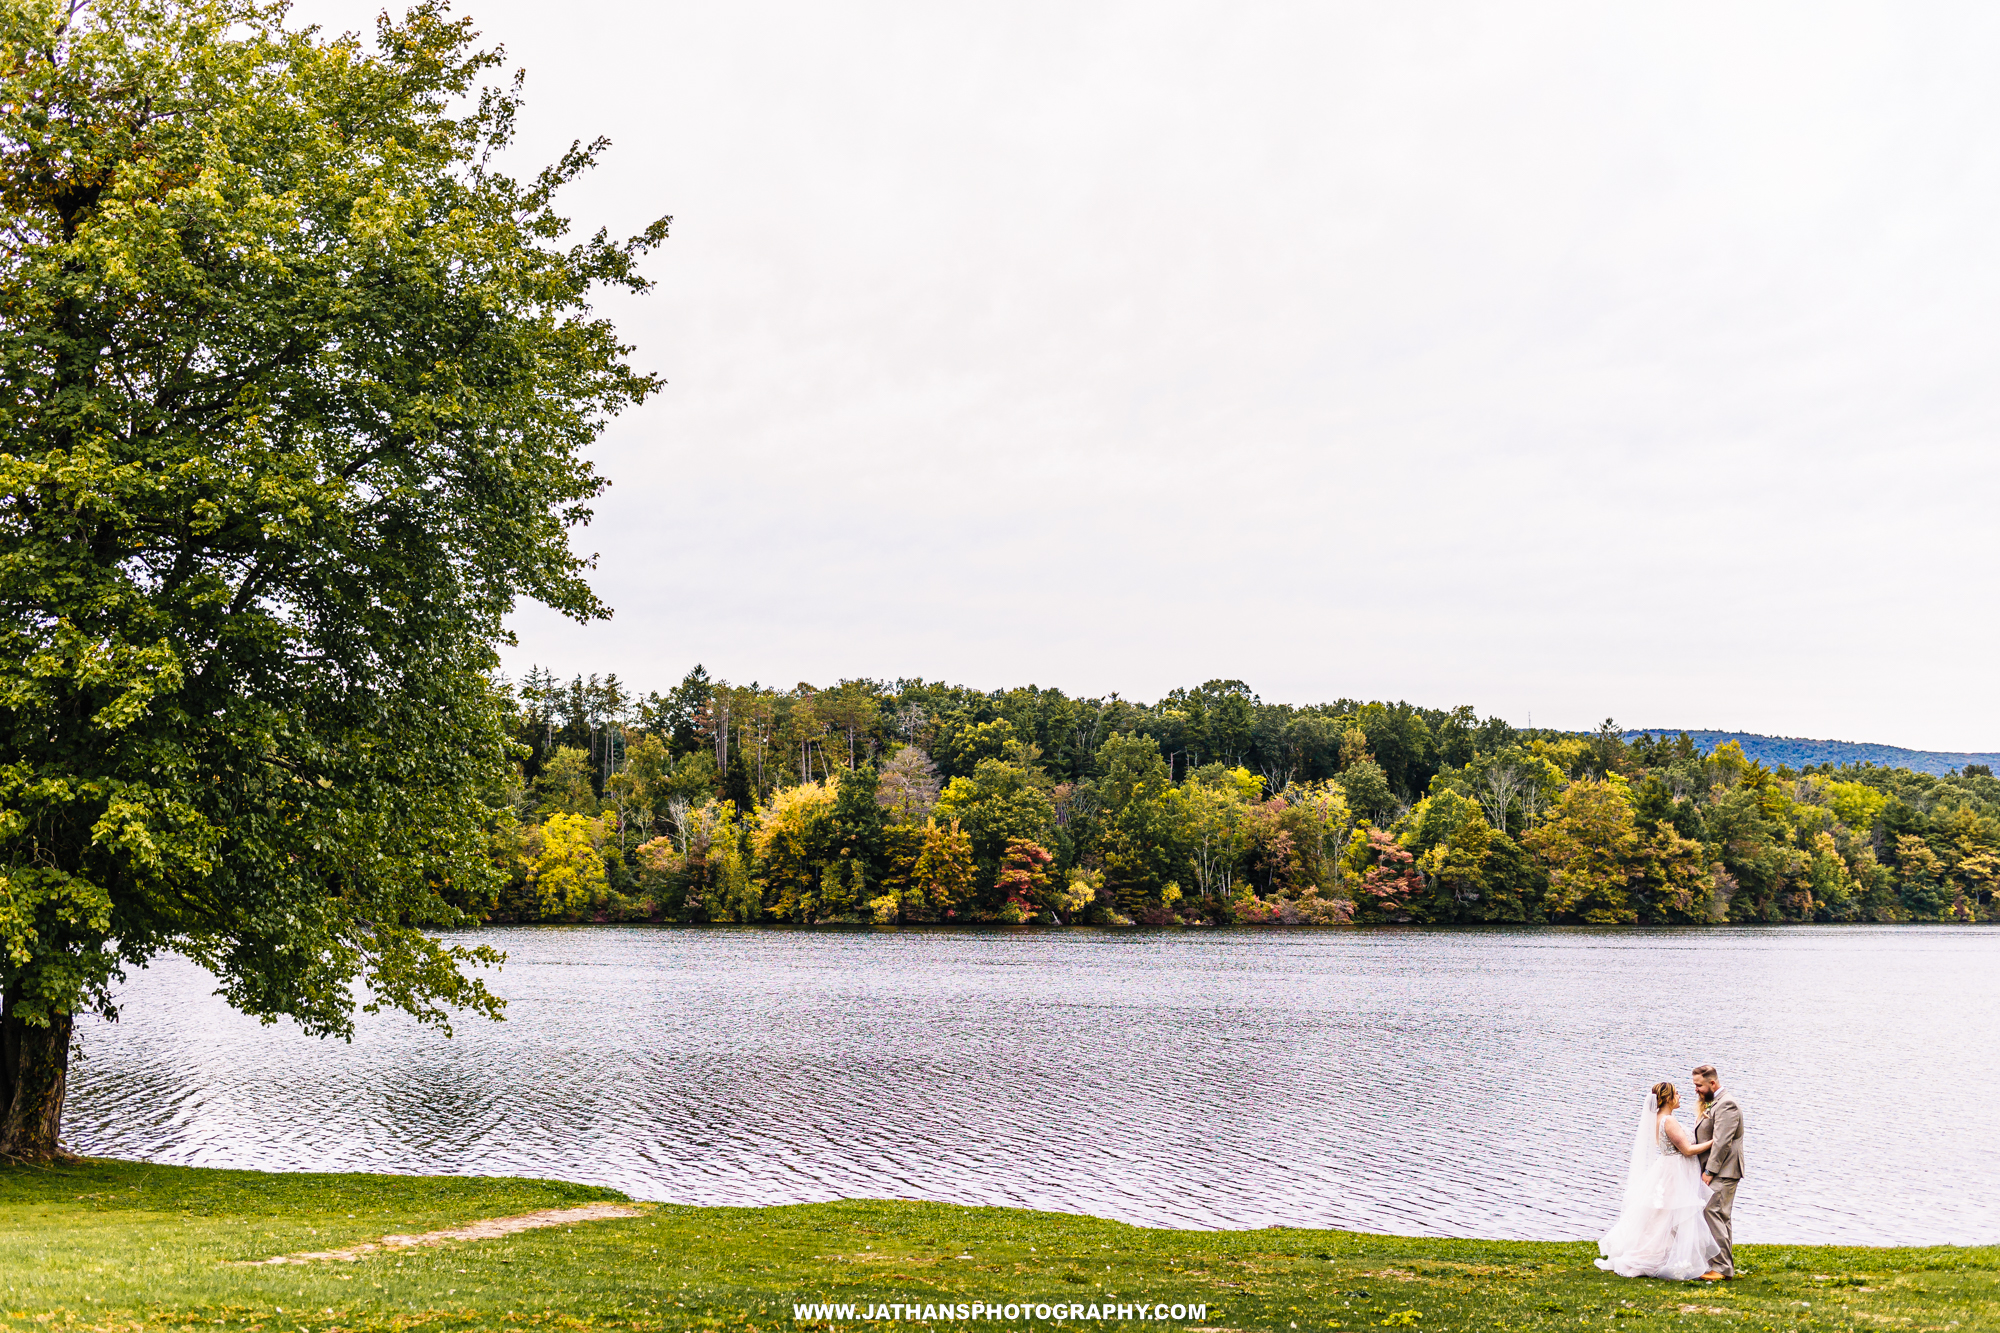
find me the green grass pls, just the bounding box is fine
[0,1159,1992,1332]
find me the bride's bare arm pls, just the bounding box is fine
[1661,1118,1710,1157]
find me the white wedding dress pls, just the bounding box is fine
[1594,1100,1717,1280]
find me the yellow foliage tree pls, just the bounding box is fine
[751,780,835,920]
[1524,778,1639,923]
[1408,795,1493,906]
[912,819,978,916]
[1277,781,1354,900]
[1055,867,1103,918]
[713,846,764,923]
[1176,778,1253,898]
[528,813,609,918]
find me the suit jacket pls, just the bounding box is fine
[1696,1093,1745,1180]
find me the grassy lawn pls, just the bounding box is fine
[0,1159,1992,1333]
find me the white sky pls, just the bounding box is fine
[295,2,2000,749]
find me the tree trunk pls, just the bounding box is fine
[0,991,73,1161]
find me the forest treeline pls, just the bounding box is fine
[480,668,2000,927]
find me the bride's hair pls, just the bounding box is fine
[1652,1081,1680,1112]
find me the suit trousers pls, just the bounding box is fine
[1703,1178,1739,1276]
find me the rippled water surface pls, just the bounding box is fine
[67,926,1999,1245]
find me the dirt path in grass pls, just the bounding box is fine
[247,1203,644,1264]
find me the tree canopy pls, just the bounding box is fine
[495,670,2000,933]
[0,0,663,1157]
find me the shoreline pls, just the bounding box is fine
[1,1159,1990,1332]
[460,918,2000,929]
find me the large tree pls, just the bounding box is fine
[1524,778,1640,923]
[0,0,664,1157]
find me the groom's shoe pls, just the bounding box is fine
[1700,1272,1728,1282]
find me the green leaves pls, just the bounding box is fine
[0,0,661,1137]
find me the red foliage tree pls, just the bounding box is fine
[995,838,1056,910]
[1358,828,1423,921]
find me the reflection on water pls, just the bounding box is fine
[67,926,1998,1245]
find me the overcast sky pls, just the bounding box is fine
[299,2,2000,749]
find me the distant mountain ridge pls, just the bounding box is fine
[1621,730,1999,778]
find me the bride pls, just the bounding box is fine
[1595,1081,1718,1280]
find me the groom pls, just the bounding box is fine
[1693,1064,1745,1281]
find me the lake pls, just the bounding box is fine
[66,925,1998,1246]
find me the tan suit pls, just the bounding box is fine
[1695,1093,1745,1276]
